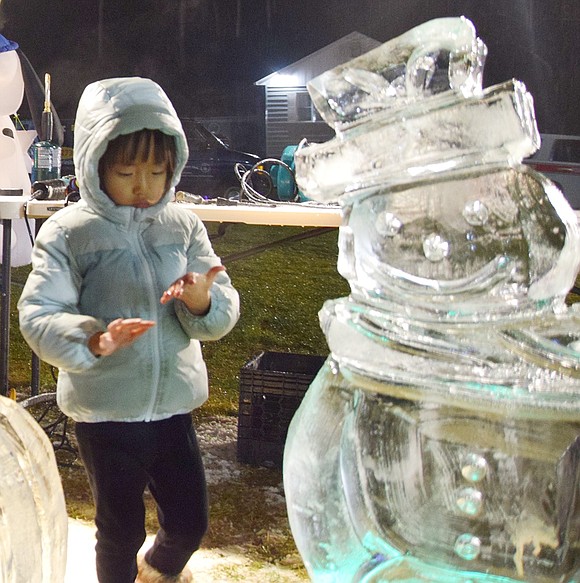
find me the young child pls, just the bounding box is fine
[18,77,240,583]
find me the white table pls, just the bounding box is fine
[24,198,343,227]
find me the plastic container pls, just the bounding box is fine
[237,351,325,468]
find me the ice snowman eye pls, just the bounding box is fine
[463,200,489,226]
[423,233,450,262]
[376,211,403,237]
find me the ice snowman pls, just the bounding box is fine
[0,33,36,266]
[283,17,580,582]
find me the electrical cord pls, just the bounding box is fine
[177,141,337,209]
[23,201,36,247]
[236,159,291,203]
[23,178,80,247]
[234,159,336,209]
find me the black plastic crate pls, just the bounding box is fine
[237,351,326,468]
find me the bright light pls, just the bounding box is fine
[269,72,301,87]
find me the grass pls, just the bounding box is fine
[201,223,348,414]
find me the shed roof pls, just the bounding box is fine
[255,31,380,87]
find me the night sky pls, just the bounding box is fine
[1,0,578,135]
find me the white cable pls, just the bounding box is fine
[236,159,337,209]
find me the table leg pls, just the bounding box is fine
[31,353,40,396]
[30,219,42,396]
[1,219,12,396]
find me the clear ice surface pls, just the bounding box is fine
[0,396,68,582]
[284,16,580,583]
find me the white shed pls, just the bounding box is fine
[255,31,380,157]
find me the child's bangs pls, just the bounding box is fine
[104,130,176,168]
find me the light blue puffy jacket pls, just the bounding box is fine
[18,77,240,423]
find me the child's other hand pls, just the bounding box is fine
[89,318,156,357]
[160,265,225,315]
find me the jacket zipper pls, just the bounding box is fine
[133,224,161,421]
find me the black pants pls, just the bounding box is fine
[75,414,208,583]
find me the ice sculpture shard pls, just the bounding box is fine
[284,17,580,583]
[0,396,68,582]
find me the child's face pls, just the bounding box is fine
[101,150,169,208]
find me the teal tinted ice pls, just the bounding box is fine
[284,16,580,583]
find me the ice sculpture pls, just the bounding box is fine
[0,395,68,582]
[284,17,580,582]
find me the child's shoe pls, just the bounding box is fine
[136,556,193,583]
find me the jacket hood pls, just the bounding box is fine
[73,77,189,223]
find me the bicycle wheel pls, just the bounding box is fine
[20,392,78,466]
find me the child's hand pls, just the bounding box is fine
[160,265,225,315]
[89,318,156,357]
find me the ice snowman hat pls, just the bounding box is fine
[296,16,539,200]
[294,16,580,322]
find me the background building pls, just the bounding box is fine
[255,32,380,157]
